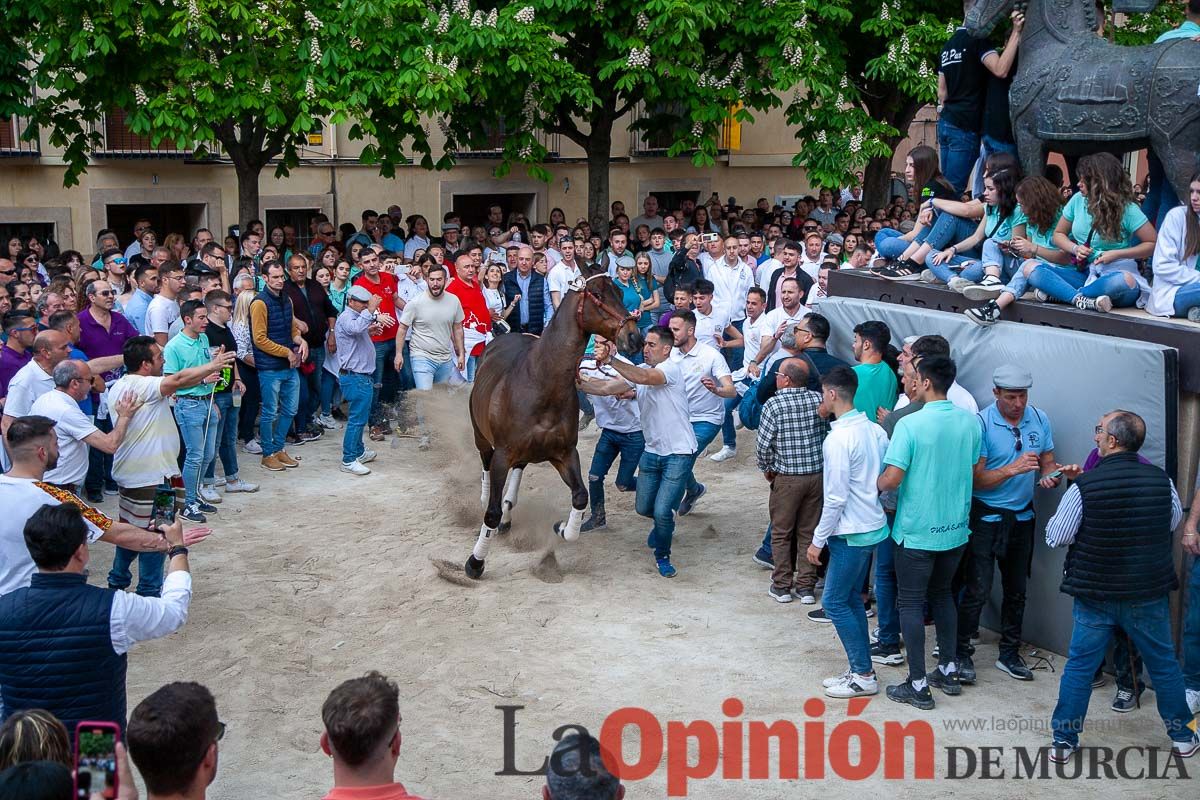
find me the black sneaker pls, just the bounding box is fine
[956,655,977,685]
[886,680,935,710]
[871,642,904,666]
[768,585,794,604]
[180,503,207,523]
[1111,686,1147,713]
[807,608,833,623]
[85,489,105,504]
[1048,741,1077,764]
[579,514,606,533]
[877,263,924,282]
[752,547,773,569]
[996,653,1034,681]
[964,300,1001,327]
[927,667,963,696]
[677,483,705,516]
[196,500,218,514]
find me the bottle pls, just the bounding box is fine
[232,385,243,408]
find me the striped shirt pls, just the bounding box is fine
[755,387,828,475]
[1045,481,1183,548]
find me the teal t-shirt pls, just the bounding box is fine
[852,362,898,418]
[984,204,1018,242]
[845,524,890,548]
[884,400,982,551]
[1011,204,1061,250]
[163,332,213,397]
[1156,21,1200,41]
[1061,191,1147,257]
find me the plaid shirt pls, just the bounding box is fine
[756,387,828,475]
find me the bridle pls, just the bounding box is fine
[572,272,636,330]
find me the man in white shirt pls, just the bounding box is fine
[31,360,140,492]
[807,365,892,699]
[746,278,811,379]
[758,240,814,312]
[800,232,826,280]
[704,235,755,336]
[144,262,185,345]
[667,312,735,517]
[548,240,584,310]
[1,330,73,437]
[0,415,208,599]
[712,288,770,464]
[893,335,978,414]
[0,501,193,735]
[577,337,643,532]
[689,279,734,353]
[630,195,665,232]
[577,325,695,577]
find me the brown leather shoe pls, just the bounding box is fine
[276,451,300,468]
[261,454,285,472]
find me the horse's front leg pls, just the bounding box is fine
[551,449,588,542]
[498,465,525,533]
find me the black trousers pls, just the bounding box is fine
[896,542,967,683]
[237,361,261,443]
[956,508,1034,660]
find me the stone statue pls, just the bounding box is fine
[967,0,1199,199]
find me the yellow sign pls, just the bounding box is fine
[307,132,324,146]
[724,104,742,151]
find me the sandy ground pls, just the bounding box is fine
[83,389,1195,799]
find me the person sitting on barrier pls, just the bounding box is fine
[925,166,1022,301]
[873,146,957,264]
[965,176,1069,327]
[1146,170,1200,321]
[1033,153,1157,314]
[876,152,1019,281]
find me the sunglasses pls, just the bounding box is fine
[95,290,114,297]
[1010,426,1023,452]
[10,325,36,333]
[216,720,226,741]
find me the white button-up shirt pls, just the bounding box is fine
[813,410,890,548]
[705,257,755,322]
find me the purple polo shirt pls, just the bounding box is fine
[77,307,139,383]
[0,345,32,399]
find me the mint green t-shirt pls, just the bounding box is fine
[852,361,898,419]
[884,400,982,551]
[163,332,213,398]
[1011,204,1062,250]
[1156,21,1200,41]
[984,204,1018,242]
[845,524,890,548]
[1061,191,1148,257]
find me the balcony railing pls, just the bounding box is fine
[0,116,40,157]
[93,109,192,158]
[455,123,559,159]
[629,102,731,157]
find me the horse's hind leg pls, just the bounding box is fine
[475,432,494,509]
[550,449,589,542]
[498,464,525,533]
[466,450,509,579]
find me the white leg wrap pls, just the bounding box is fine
[501,468,524,524]
[472,524,497,561]
[480,470,491,508]
[558,507,585,542]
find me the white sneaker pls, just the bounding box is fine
[709,446,737,463]
[796,593,817,605]
[316,413,341,430]
[418,435,431,451]
[825,673,879,698]
[242,439,262,454]
[225,478,259,493]
[1187,688,1200,715]
[340,460,371,476]
[947,276,973,293]
[358,448,377,464]
[822,670,852,688]
[214,476,227,487]
[199,485,222,504]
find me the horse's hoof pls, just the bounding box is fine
[464,555,485,579]
[497,521,512,535]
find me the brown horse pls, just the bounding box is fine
[464,262,644,579]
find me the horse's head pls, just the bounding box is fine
[575,262,645,356]
[965,0,1014,36]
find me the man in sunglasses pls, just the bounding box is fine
[100,248,130,312]
[958,365,1060,685]
[128,682,224,800]
[0,311,37,406]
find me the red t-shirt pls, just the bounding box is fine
[446,278,491,356]
[353,272,399,343]
[321,783,427,800]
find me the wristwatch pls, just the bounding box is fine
[167,545,189,559]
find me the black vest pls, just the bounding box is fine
[0,573,127,733]
[1060,452,1178,601]
[252,288,295,372]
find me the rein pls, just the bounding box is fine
[573,272,636,331]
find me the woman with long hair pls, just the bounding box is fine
[965,176,1069,326]
[163,232,190,264]
[5,235,21,261]
[923,166,1021,297]
[688,205,717,235]
[1147,171,1200,319]
[549,207,567,228]
[481,263,518,334]
[403,216,431,260]
[73,269,102,312]
[327,259,352,313]
[630,252,660,330]
[230,289,263,451]
[1032,152,1157,312]
[874,145,958,262]
[267,225,290,260]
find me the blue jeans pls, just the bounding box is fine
[587,429,645,511]
[174,395,220,507]
[636,452,690,560]
[875,228,915,261]
[1173,283,1200,317]
[722,394,741,449]
[411,355,454,390]
[938,118,981,196]
[825,537,878,675]
[1184,558,1200,692]
[370,340,396,426]
[203,392,240,484]
[319,354,338,415]
[972,134,1018,198]
[1029,264,1140,307]
[338,372,373,463]
[1051,595,1196,747]
[980,238,1021,278]
[927,253,985,284]
[464,354,478,382]
[1141,152,1180,230]
[108,548,166,597]
[84,414,114,495]
[258,368,299,457]
[684,421,721,498]
[874,523,901,647]
[924,210,981,255]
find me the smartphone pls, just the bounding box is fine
[700,232,720,244]
[151,483,176,530]
[75,721,120,799]
[1045,469,1063,480]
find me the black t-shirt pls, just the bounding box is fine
[982,58,1015,143]
[939,27,994,133]
[920,178,958,203]
[204,321,237,394]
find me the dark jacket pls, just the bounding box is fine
[501,270,548,335]
[284,279,338,347]
[663,250,703,303]
[0,573,127,733]
[755,351,822,405]
[1061,452,1178,601]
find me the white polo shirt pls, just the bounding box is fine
[4,360,55,419]
[31,389,99,486]
[692,305,729,352]
[756,305,811,363]
[635,360,696,456]
[548,262,581,303]
[704,258,755,322]
[733,312,772,383]
[579,356,640,435]
[0,475,107,598]
[670,341,732,426]
[895,380,979,414]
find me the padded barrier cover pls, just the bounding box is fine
[816,297,1176,654]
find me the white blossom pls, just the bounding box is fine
[309,37,321,62]
[134,17,145,37]
[304,10,322,30]
[224,73,235,90]
[350,36,363,50]
[594,0,605,12]
[849,132,863,153]
[453,0,469,17]
[626,46,650,68]
[881,5,890,20]
[839,76,848,89]
[816,130,827,144]
[514,6,535,23]
[518,144,533,159]
[425,45,435,61]
[637,12,649,31]
[887,44,896,62]
[918,62,930,78]
[305,77,315,98]
[486,8,498,26]
[471,10,484,27]
[262,78,271,93]
[82,14,94,32]
[691,121,703,137]
[187,0,200,22]
[133,85,148,106]
[436,9,450,34]
[797,14,808,28]
[447,56,459,74]
[900,33,910,54]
